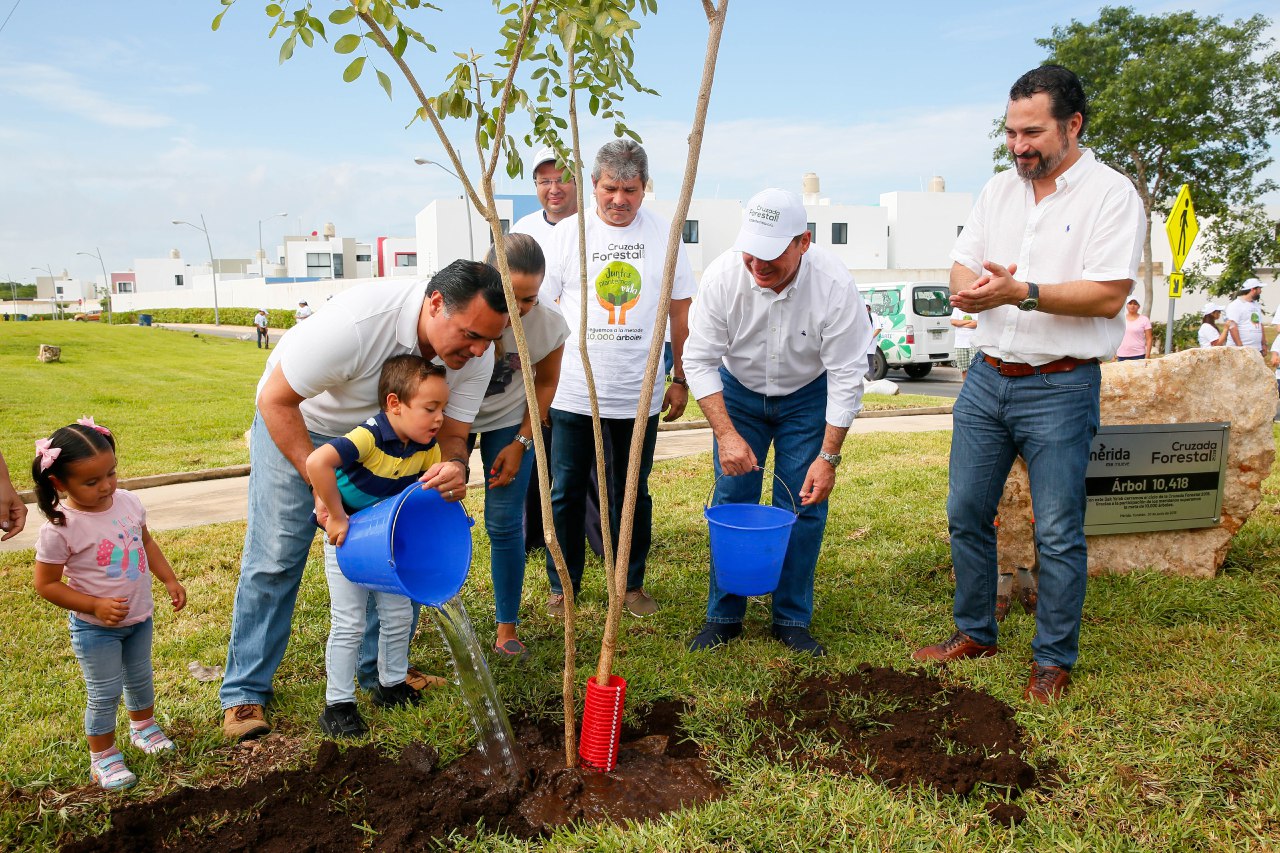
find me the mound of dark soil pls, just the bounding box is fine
[61,701,722,852]
[745,664,1051,823]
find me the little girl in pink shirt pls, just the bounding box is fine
[32,419,187,791]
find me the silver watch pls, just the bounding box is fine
[818,451,842,468]
[513,434,534,451]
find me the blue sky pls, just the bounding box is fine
[2,1,1277,286]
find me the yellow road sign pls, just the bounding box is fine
[1165,184,1198,272]
[1168,272,1184,299]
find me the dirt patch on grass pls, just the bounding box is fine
[745,664,1053,823]
[60,701,722,851]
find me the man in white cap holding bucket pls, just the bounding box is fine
[683,188,875,656]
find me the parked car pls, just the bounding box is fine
[73,311,102,321]
[858,281,954,380]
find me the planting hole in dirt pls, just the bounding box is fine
[60,701,722,851]
[742,663,1053,824]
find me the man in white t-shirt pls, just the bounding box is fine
[254,309,270,349]
[913,66,1144,704]
[540,139,696,618]
[1225,278,1265,355]
[220,261,508,742]
[950,307,978,378]
[684,189,874,656]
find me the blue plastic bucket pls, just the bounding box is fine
[704,471,798,596]
[336,483,474,605]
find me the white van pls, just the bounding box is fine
[857,281,954,380]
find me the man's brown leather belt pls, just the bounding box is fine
[982,354,1097,377]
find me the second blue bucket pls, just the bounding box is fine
[336,483,474,606]
[704,471,798,596]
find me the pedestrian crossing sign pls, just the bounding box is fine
[1168,272,1184,299]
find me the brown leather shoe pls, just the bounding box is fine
[222,704,271,741]
[912,630,998,663]
[1024,663,1070,703]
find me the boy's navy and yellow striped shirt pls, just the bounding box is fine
[330,411,441,513]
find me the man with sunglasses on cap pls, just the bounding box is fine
[913,65,1144,703]
[684,188,874,657]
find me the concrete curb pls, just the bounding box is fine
[18,465,251,504]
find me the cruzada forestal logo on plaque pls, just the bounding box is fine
[1083,423,1230,535]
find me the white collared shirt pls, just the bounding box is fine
[951,149,1145,365]
[510,210,558,250]
[684,244,874,428]
[257,279,492,436]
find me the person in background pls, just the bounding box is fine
[254,309,270,349]
[864,305,881,376]
[1225,279,1265,355]
[32,420,187,790]
[295,301,314,323]
[0,450,27,542]
[1115,297,1152,360]
[470,235,568,660]
[950,307,978,379]
[1198,303,1229,348]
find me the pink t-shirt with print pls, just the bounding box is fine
[35,489,154,627]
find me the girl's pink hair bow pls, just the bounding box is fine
[76,416,111,436]
[35,438,61,473]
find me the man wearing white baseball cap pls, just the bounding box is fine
[683,188,875,656]
[1225,278,1266,354]
[511,147,578,247]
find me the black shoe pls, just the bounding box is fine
[319,702,368,738]
[688,622,742,652]
[371,680,422,708]
[772,625,826,657]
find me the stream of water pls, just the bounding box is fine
[428,594,526,782]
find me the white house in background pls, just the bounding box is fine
[414,197,515,272]
[374,236,419,278]
[276,223,366,281]
[33,272,92,304]
[881,178,974,270]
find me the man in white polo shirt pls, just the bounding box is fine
[913,66,1144,703]
[219,260,508,741]
[539,139,696,617]
[512,147,578,244]
[684,188,874,656]
[1225,278,1266,355]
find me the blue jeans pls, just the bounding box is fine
[705,369,828,628]
[947,356,1101,669]
[546,409,658,596]
[221,414,333,709]
[471,424,537,625]
[70,615,155,737]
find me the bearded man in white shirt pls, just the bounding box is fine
[684,189,874,656]
[912,66,1145,703]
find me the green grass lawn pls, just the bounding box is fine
[1,324,264,490]
[3,426,1280,850]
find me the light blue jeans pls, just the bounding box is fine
[221,413,334,709]
[473,424,537,625]
[69,615,155,737]
[705,369,829,628]
[324,543,413,703]
[947,356,1101,669]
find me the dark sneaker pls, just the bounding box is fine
[493,638,531,662]
[771,625,826,657]
[624,588,659,617]
[1024,662,1071,704]
[222,704,271,742]
[371,680,422,708]
[688,622,742,652]
[319,702,368,738]
[912,630,998,664]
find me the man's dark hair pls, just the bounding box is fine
[1010,65,1089,136]
[484,232,545,278]
[378,354,447,409]
[428,259,508,315]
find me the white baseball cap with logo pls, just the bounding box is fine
[733,188,808,261]
[531,146,559,172]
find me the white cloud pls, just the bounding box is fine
[0,62,173,128]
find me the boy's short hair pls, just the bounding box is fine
[378,355,448,410]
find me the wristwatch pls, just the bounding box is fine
[818,451,842,468]
[1017,281,1040,312]
[670,376,688,387]
[513,434,534,451]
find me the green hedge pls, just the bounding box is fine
[107,308,298,329]
[1151,313,1205,353]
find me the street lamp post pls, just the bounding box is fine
[172,214,221,325]
[76,248,114,326]
[258,212,288,279]
[414,158,475,262]
[30,264,59,319]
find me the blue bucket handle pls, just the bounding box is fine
[704,466,798,517]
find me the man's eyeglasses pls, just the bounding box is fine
[535,178,570,188]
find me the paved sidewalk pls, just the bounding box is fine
[2,413,951,553]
